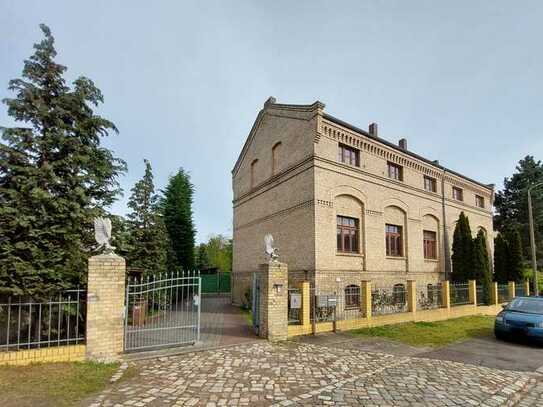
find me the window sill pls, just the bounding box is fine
[424,258,439,263]
[386,256,406,260]
[336,252,364,258]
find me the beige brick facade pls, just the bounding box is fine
[86,254,126,362]
[232,98,494,307]
[256,262,288,341]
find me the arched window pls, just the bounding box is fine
[422,214,439,260]
[384,205,407,258]
[393,283,406,303]
[250,159,258,188]
[345,285,360,309]
[272,142,282,175]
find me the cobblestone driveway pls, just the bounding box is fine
[88,342,543,406]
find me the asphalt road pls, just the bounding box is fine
[300,332,543,373]
[419,335,543,373]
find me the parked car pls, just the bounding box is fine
[495,296,543,345]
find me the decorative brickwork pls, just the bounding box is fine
[232,99,495,306]
[86,254,126,362]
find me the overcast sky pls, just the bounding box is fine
[2,1,542,243]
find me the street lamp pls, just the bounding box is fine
[528,182,543,296]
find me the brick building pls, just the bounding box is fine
[231,97,494,306]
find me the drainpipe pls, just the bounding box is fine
[441,169,451,281]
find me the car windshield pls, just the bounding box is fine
[507,298,543,314]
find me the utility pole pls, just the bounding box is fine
[528,182,543,296]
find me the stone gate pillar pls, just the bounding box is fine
[86,254,126,361]
[258,262,288,342]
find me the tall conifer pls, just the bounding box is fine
[493,233,508,284]
[473,229,492,304]
[0,25,125,297]
[126,160,168,274]
[162,169,196,271]
[504,227,524,282]
[451,212,475,282]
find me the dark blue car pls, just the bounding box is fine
[495,296,543,345]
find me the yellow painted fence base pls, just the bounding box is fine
[0,344,86,366]
[288,304,503,337]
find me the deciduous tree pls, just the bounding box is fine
[494,156,543,261]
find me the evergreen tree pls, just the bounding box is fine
[126,160,168,274]
[451,212,475,282]
[110,214,133,259]
[0,25,125,297]
[162,169,195,271]
[196,243,210,270]
[494,156,543,261]
[493,233,509,284]
[473,230,492,304]
[504,227,524,282]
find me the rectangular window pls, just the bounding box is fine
[385,224,403,257]
[338,144,360,167]
[475,195,484,208]
[423,230,437,259]
[387,162,403,181]
[424,176,437,193]
[337,216,359,253]
[452,186,463,201]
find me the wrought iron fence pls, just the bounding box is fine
[335,284,364,320]
[371,284,407,316]
[450,282,470,306]
[515,283,526,298]
[476,284,488,305]
[124,271,200,352]
[310,289,336,322]
[417,283,442,310]
[0,290,86,352]
[288,288,301,325]
[497,284,510,303]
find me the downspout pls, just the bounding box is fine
[441,169,451,280]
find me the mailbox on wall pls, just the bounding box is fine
[290,293,302,309]
[317,295,337,308]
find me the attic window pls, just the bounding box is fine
[272,142,282,175]
[250,159,258,188]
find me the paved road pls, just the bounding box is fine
[87,340,543,406]
[301,332,543,373]
[419,336,543,373]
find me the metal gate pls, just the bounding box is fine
[252,273,260,335]
[124,271,201,352]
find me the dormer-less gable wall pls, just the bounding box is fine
[232,102,321,202]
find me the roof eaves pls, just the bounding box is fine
[322,113,493,191]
